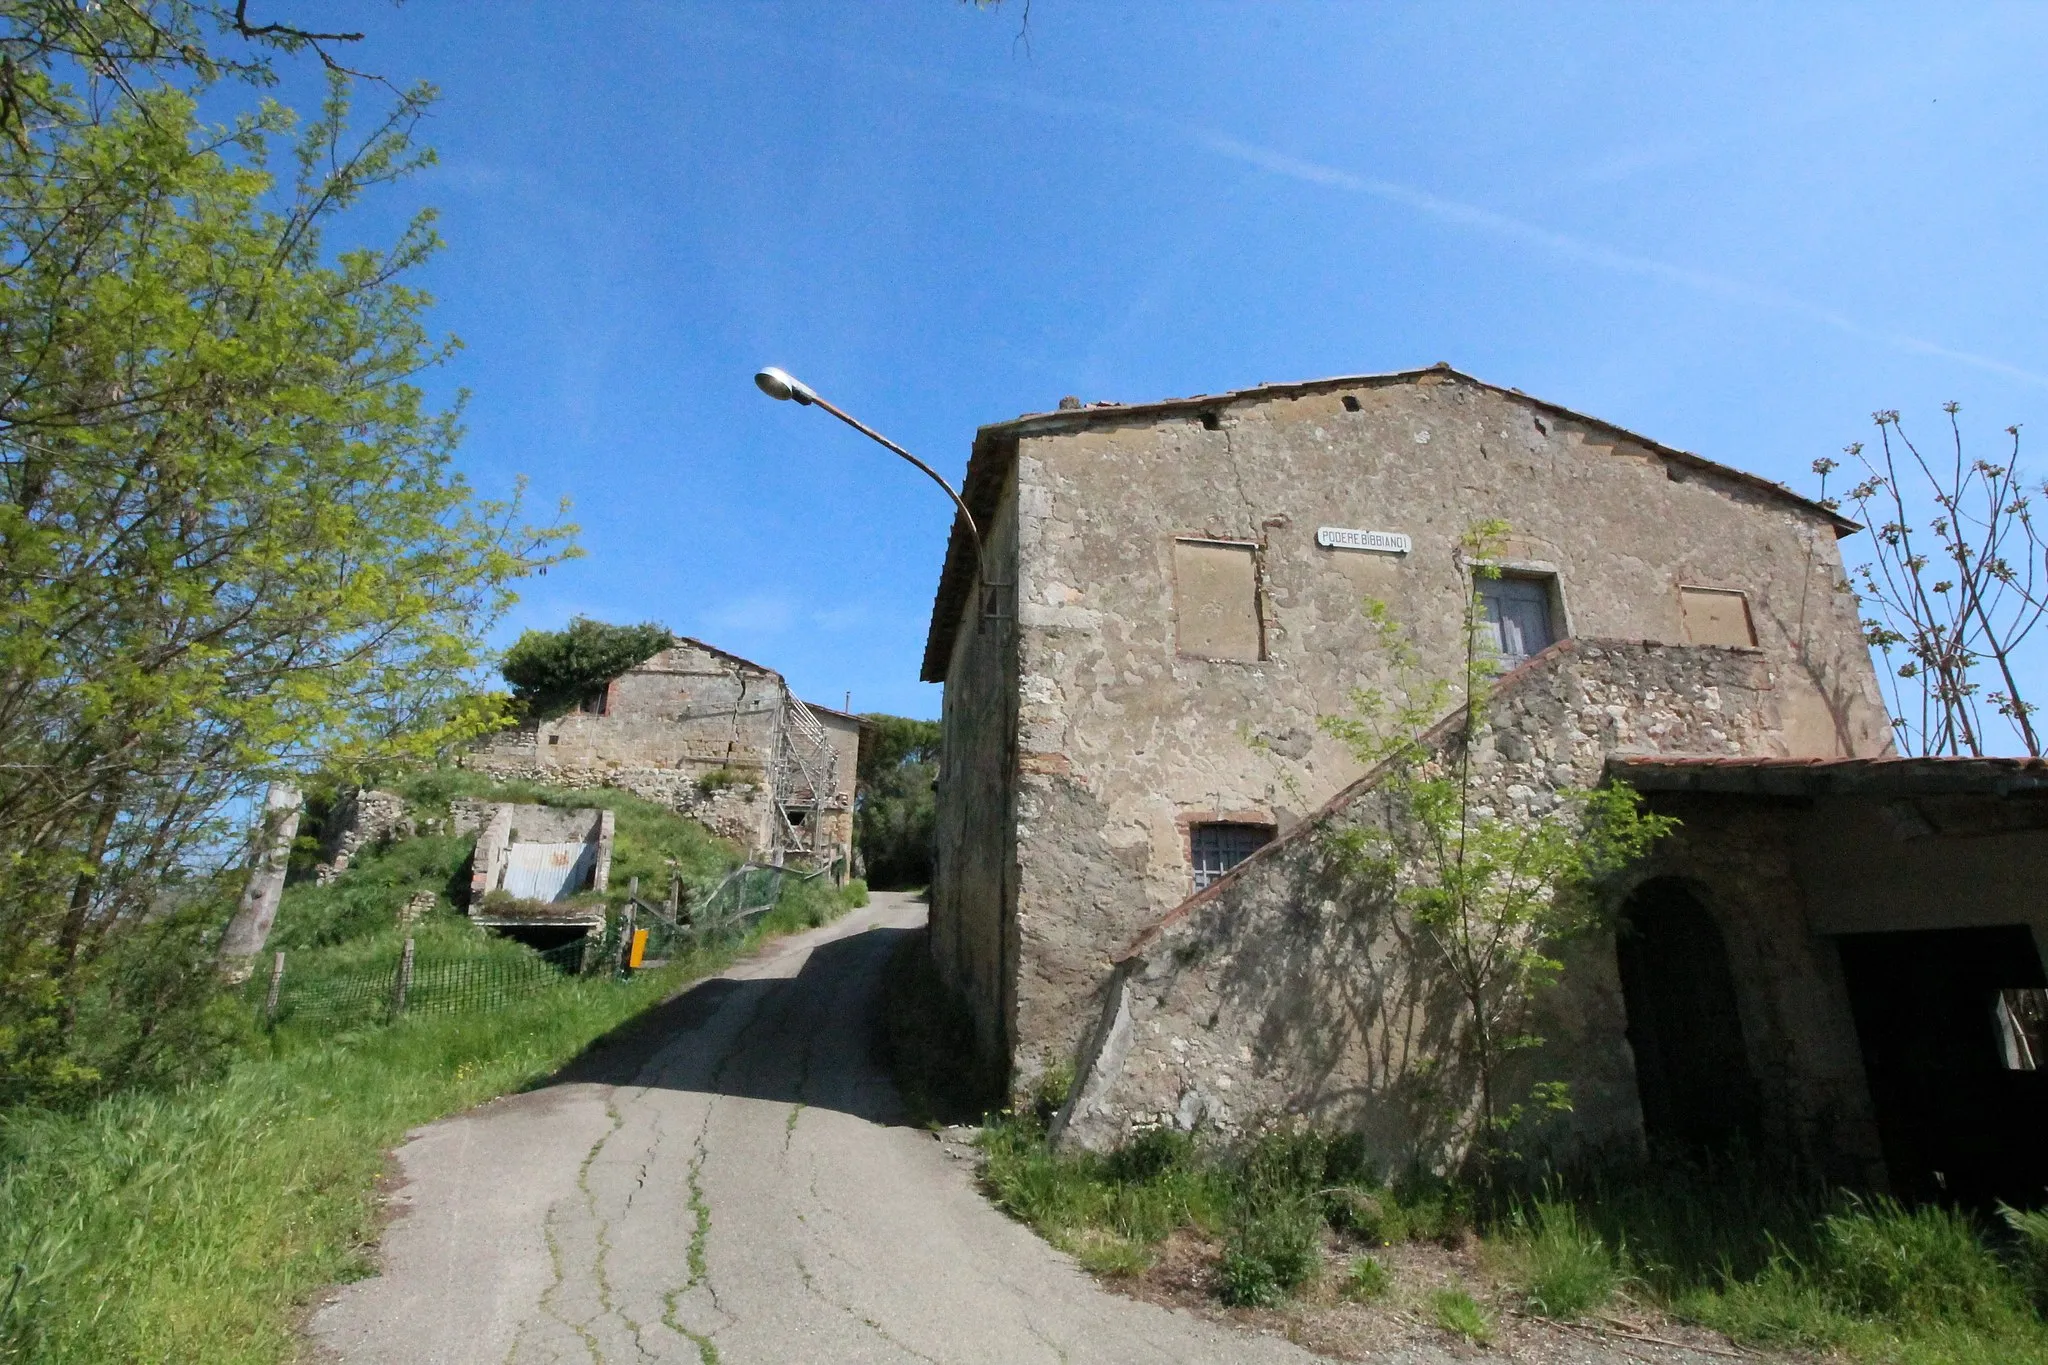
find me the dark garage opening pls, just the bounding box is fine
[1616,879,1763,1154]
[491,923,594,957]
[1836,925,2048,1207]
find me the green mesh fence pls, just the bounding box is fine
[257,862,835,1032]
[697,863,792,920]
[262,938,591,1031]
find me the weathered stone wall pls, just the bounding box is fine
[463,640,782,850]
[993,373,1891,1091]
[315,788,413,883]
[1616,795,1886,1186]
[1053,639,1782,1164]
[813,711,862,877]
[931,475,1022,1066]
[461,640,856,859]
[1602,769,2048,1186]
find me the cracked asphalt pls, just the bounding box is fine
[310,892,1324,1364]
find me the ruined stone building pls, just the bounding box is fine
[465,637,860,874]
[925,365,2048,1203]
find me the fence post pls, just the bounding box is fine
[668,873,681,923]
[614,903,636,979]
[393,936,415,1016]
[264,950,286,1024]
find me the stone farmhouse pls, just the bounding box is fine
[464,637,860,876]
[924,364,2048,1203]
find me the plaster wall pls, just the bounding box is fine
[812,710,863,875]
[1000,374,1891,1086]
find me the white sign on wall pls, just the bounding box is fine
[1316,526,1412,555]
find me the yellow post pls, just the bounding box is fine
[628,928,649,970]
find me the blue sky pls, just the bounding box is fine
[278,2,2048,721]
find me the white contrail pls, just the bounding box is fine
[1190,130,2046,387]
[799,28,2043,387]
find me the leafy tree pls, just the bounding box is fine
[499,618,674,720]
[0,8,572,1103]
[1315,523,1673,1156]
[856,714,940,889]
[1815,406,2046,757]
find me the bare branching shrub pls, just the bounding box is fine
[1817,406,2045,756]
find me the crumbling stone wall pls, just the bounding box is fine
[1052,639,1781,1165]
[463,640,780,852]
[1612,793,1885,1186]
[462,639,853,857]
[314,788,413,884]
[933,371,1895,1099]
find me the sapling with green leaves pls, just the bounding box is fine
[1317,522,1674,1156]
[0,15,574,1104]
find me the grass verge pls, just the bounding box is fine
[977,1118,2048,1363]
[0,891,861,1363]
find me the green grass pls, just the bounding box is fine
[976,1121,2048,1363]
[1429,1287,1495,1342]
[0,877,863,1363]
[1341,1254,1391,1301]
[1674,1197,2048,1363]
[1498,1197,1624,1320]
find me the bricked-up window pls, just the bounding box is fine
[1174,539,1262,660]
[1679,586,1758,647]
[1190,822,1273,891]
[1478,574,1557,665]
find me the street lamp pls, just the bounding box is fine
[753,366,1007,626]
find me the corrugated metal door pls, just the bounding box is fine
[501,841,595,902]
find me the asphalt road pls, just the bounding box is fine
[310,892,1325,1364]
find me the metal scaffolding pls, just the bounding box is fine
[769,693,843,866]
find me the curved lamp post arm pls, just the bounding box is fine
[805,393,989,574]
[754,367,1008,625]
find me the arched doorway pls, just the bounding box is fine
[1616,879,1763,1153]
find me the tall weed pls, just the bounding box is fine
[1505,1198,1623,1320]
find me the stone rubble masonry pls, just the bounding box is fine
[1051,638,1778,1163]
[461,639,858,864]
[929,370,1894,1101]
[314,787,412,884]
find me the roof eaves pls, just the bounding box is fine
[919,366,1860,681]
[978,367,1859,535]
[666,634,783,680]
[1608,753,2048,797]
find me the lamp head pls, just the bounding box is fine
[753,366,816,405]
